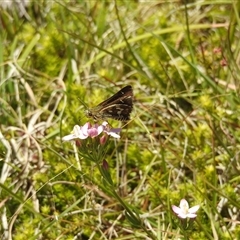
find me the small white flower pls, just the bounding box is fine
[62,125,88,141]
[172,199,200,219]
[62,122,121,141]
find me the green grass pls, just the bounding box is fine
[1,0,240,239]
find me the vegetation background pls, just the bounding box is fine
[1,0,240,239]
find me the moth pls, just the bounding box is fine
[86,85,133,121]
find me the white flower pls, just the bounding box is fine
[172,199,200,219]
[62,122,121,141]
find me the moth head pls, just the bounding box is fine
[85,109,100,121]
[85,109,93,118]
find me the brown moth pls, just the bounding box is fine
[86,85,133,121]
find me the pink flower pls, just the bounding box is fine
[62,122,121,141]
[84,122,104,138]
[172,199,200,219]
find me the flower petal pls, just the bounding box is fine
[81,123,91,135]
[188,205,200,214]
[87,128,99,137]
[74,125,88,139]
[97,124,104,134]
[186,213,197,218]
[103,124,121,139]
[102,121,108,127]
[172,205,182,215]
[62,125,87,141]
[179,199,189,209]
[87,124,104,138]
[177,213,188,219]
[62,134,77,141]
[107,131,120,138]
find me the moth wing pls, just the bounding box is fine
[97,85,133,107]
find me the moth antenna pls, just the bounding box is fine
[78,97,88,110]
